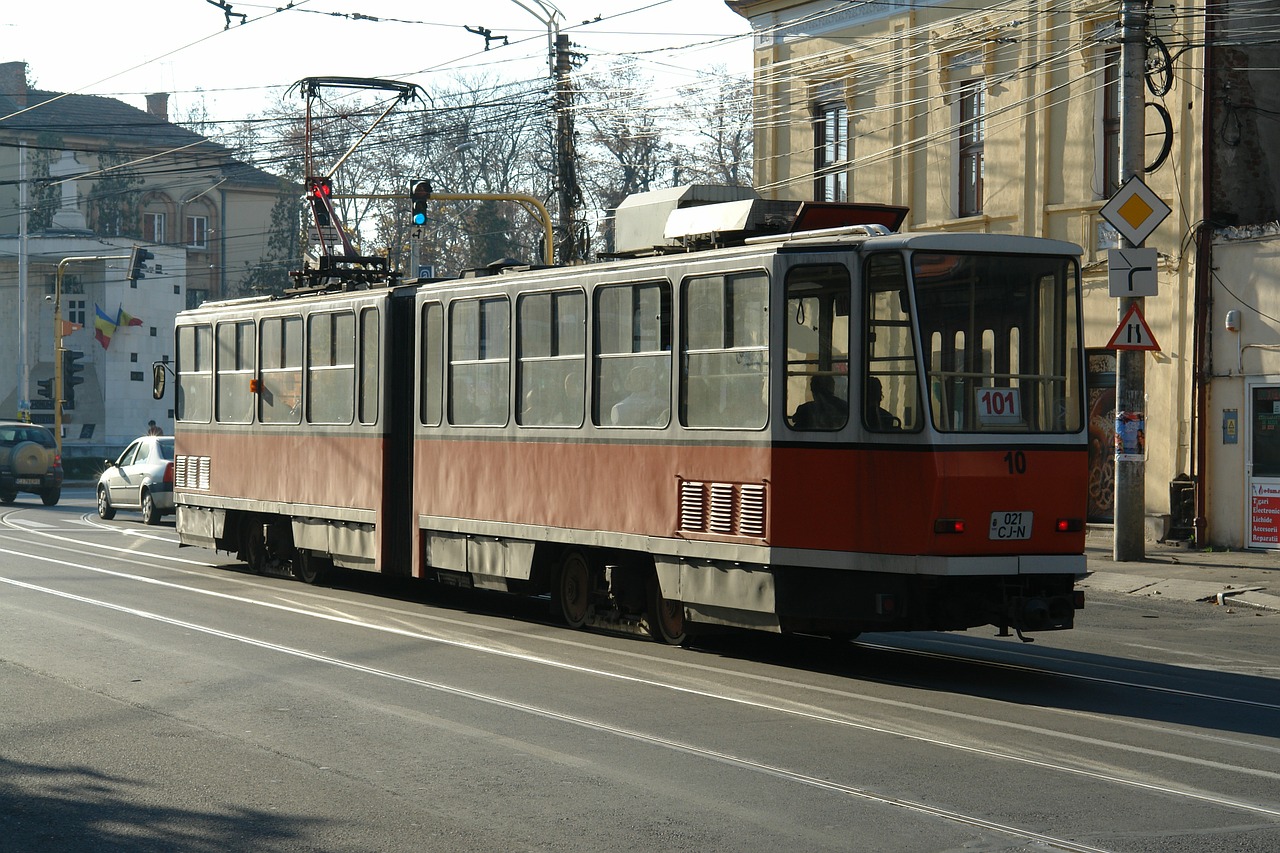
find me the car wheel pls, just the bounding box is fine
[40,486,60,507]
[97,487,116,520]
[141,490,161,525]
[0,489,16,505]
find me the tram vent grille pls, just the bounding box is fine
[709,483,736,534]
[738,484,766,537]
[679,481,706,532]
[176,455,210,490]
[678,479,766,539]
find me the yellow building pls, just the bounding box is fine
[729,1,1215,542]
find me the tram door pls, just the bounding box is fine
[1246,381,1280,548]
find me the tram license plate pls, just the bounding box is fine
[15,478,39,487]
[989,511,1032,540]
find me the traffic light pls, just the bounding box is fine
[127,246,154,281]
[309,176,333,227]
[411,180,432,226]
[36,377,54,401]
[62,349,85,408]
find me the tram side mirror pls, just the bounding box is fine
[152,362,167,400]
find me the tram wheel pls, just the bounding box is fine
[646,577,687,646]
[295,550,332,585]
[240,517,268,573]
[555,551,593,628]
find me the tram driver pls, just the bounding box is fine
[865,375,900,431]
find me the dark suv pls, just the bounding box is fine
[0,421,63,506]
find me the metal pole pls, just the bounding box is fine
[17,141,29,421]
[1114,0,1148,561]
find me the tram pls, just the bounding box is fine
[163,190,1087,644]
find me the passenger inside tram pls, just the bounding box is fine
[791,374,847,430]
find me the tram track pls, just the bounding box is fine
[3,527,1280,837]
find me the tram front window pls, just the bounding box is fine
[911,251,1082,433]
[785,264,850,431]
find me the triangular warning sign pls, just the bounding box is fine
[1107,303,1160,351]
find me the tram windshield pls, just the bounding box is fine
[909,250,1083,434]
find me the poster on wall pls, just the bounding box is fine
[1086,350,1117,523]
[1251,483,1280,546]
[1115,411,1146,461]
[1249,386,1280,548]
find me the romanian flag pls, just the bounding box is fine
[94,304,118,350]
[118,307,143,327]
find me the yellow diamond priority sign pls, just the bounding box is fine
[1100,176,1171,246]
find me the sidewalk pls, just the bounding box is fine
[1082,527,1280,612]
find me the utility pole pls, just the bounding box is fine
[554,32,581,264]
[1114,0,1149,561]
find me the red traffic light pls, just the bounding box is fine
[310,177,332,198]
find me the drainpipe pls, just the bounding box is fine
[1193,0,1219,544]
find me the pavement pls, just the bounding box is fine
[1083,527,1280,612]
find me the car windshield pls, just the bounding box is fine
[158,438,175,460]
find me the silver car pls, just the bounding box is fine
[97,436,174,525]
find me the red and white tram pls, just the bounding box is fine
[166,199,1086,644]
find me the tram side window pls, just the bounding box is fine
[864,254,920,432]
[785,264,850,430]
[594,281,671,428]
[307,311,356,424]
[259,315,302,425]
[358,307,379,425]
[215,321,255,424]
[176,324,212,423]
[420,302,443,426]
[449,296,510,426]
[682,271,769,429]
[518,289,585,427]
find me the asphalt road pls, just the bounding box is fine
[3,489,1279,852]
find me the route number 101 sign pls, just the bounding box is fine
[975,387,1023,426]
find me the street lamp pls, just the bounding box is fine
[504,0,577,263]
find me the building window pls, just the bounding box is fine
[185,215,208,249]
[144,212,166,244]
[814,97,848,202]
[958,79,986,217]
[1101,47,1121,197]
[67,299,86,327]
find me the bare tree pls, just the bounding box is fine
[671,69,754,188]
[576,58,675,253]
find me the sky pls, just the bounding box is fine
[5,0,754,126]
